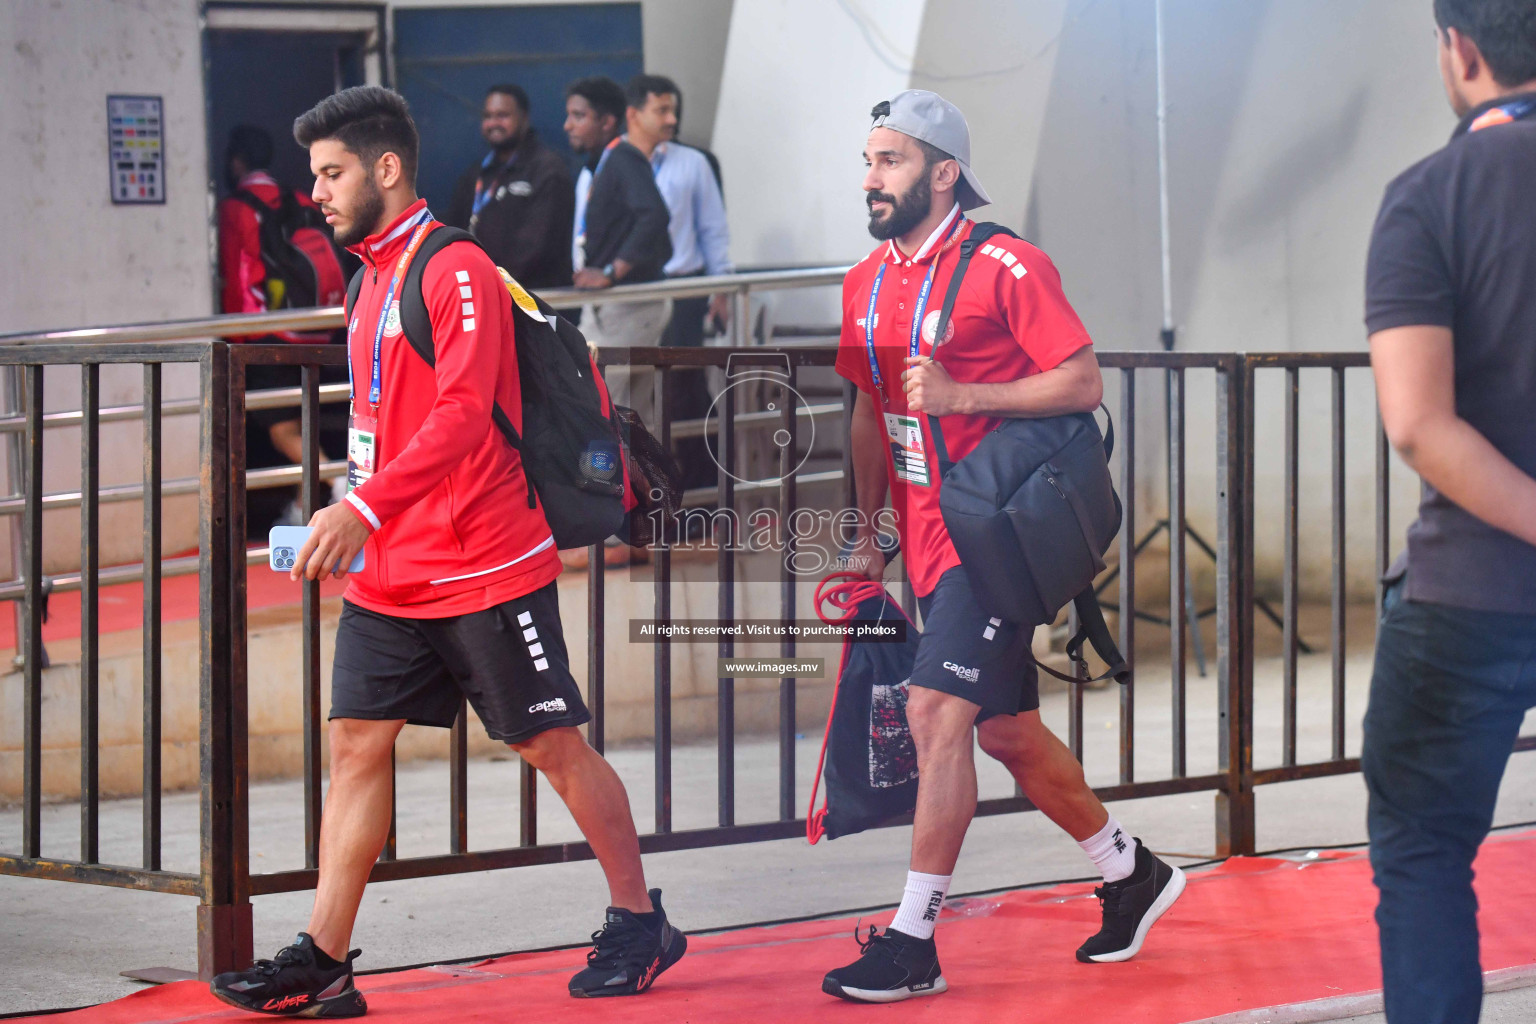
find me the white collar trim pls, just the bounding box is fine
[377,206,432,247]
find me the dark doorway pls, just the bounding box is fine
[205,29,373,202]
[394,3,644,213]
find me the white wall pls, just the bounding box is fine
[0,0,210,572]
[713,0,927,274]
[1,0,214,335]
[710,0,1445,599]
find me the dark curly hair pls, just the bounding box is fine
[293,86,419,186]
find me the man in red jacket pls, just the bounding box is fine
[218,125,350,535]
[208,87,686,1018]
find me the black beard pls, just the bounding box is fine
[332,179,385,248]
[486,127,525,155]
[867,175,932,241]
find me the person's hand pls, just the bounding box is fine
[903,355,965,415]
[708,293,731,330]
[291,501,371,581]
[845,529,888,581]
[573,268,612,290]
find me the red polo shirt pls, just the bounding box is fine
[835,208,1093,597]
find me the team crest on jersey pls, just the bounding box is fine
[921,310,955,346]
[499,268,547,323]
[382,301,403,338]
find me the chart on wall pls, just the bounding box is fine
[393,3,643,214]
[108,94,165,204]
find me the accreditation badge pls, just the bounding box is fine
[347,413,378,492]
[883,412,931,487]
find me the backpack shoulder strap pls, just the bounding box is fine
[1034,589,1131,686]
[394,225,536,506]
[343,266,366,320]
[924,222,1020,477]
[396,225,479,369]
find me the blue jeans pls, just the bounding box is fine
[1363,579,1536,1024]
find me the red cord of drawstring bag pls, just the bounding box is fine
[814,572,895,626]
[805,573,912,844]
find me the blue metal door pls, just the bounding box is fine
[394,4,643,213]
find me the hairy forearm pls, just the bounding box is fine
[956,363,1102,418]
[1395,415,1536,548]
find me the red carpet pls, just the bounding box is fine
[0,554,347,651]
[17,830,1536,1023]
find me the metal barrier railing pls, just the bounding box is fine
[2,301,1533,981]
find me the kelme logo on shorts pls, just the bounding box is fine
[943,661,980,683]
[528,698,568,714]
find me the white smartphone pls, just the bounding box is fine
[269,525,365,575]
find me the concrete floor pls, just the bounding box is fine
[3,605,1535,1019]
[1331,985,1536,1024]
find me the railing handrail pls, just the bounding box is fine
[10,338,1523,989]
[0,266,854,347]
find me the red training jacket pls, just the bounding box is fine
[340,199,563,617]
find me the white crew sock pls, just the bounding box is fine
[889,870,952,940]
[1079,815,1138,883]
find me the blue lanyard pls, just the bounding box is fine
[576,136,622,242]
[1468,97,1536,133]
[356,211,432,409]
[862,214,964,400]
[470,151,512,218]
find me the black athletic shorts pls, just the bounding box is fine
[912,566,1039,721]
[330,581,591,744]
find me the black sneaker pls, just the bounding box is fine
[1076,838,1186,963]
[568,888,687,997]
[209,933,365,1017]
[822,926,947,1003]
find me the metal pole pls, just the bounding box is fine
[3,366,25,667]
[1155,0,1175,342]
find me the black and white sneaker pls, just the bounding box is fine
[822,926,947,1003]
[209,933,365,1017]
[1076,838,1186,963]
[568,888,687,997]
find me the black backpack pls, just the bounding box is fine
[231,188,350,310]
[927,224,1129,684]
[344,226,642,549]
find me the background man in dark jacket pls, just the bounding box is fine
[564,74,672,427]
[443,83,573,291]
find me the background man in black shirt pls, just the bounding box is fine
[564,75,672,428]
[1364,3,1536,1022]
[443,83,573,291]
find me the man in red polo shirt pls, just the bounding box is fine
[821,91,1184,1004]
[208,87,685,1018]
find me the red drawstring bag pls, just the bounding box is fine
[806,573,923,844]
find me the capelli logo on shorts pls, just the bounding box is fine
[528,698,568,714]
[942,661,980,683]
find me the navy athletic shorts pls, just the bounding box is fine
[912,566,1040,721]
